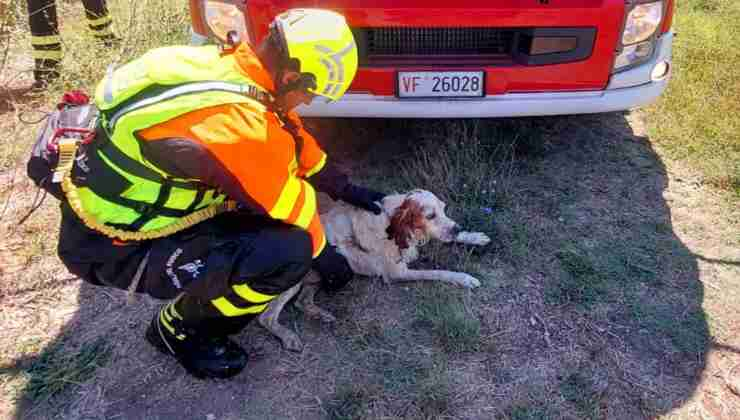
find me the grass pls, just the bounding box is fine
[506,220,533,262]
[629,297,709,355]
[546,246,610,308]
[0,337,112,405]
[331,335,436,417]
[0,0,188,415]
[326,357,455,420]
[332,296,461,418]
[644,0,740,195]
[0,1,738,419]
[414,361,454,419]
[559,372,602,420]
[503,405,554,420]
[413,287,481,354]
[325,383,372,420]
[376,351,428,395]
[0,0,192,171]
[545,222,674,308]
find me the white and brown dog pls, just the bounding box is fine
[258,189,491,351]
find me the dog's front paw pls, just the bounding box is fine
[455,273,481,288]
[456,232,491,246]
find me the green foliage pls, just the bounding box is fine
[630,299,709,355]
[560,373,601,419]
[24,337,112,402]
[503,404,555,420]
[645,0,740,195]
[414,287,481,354]
[415,362,453,418]
[325,384,371,420]
[546,246,610,307]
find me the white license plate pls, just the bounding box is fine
[397,71,485,98]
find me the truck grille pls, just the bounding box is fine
[354,27,516,64]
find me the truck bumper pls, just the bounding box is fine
[298,32,673,119]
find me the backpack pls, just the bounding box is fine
[22,90,237,237]
[26,91,99,201]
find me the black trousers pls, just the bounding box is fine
[58,204,312,336]
[27,0,114,82]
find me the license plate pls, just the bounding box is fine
[397,71,485,98]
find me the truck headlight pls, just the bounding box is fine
[622,1,663,45]
[613,40,654,70]
[203,0,249,44]
[613,1,663,72]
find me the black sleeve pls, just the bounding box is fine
[307,161,350,200]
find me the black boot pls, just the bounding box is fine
[31,64,60,92]
[145,303,248,379]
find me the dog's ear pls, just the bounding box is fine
[386,198,425,249]
[380,193,405,216]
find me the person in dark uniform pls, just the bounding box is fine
[54,9,381,379]
[26,0,117,89]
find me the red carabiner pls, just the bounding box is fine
[46,128,96,153]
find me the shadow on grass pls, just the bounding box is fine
[7,112,707,419]
[307,113,708,418]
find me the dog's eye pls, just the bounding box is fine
[426,213,436,220]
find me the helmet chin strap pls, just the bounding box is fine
[272,73,301,115]
[275,74,304,97]
[275,70,317,96]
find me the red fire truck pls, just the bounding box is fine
[190,0,674,118]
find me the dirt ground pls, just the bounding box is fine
[1,110,739,419]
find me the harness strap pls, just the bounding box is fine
[128,183,172,231]
[53,138,78,183]
[80,147,203,218]
[185,186,207,213]
[77,185,192,223]
[62,165,237,241]
[126,250,151,304]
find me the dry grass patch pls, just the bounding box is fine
[0,1,737,419]
[1,0,191,170]
[0,0,190,416]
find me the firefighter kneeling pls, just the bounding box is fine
[54,9,384,379]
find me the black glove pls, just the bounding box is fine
[339,184,385,215]
[313,244,353,292]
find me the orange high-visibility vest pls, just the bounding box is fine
[137,43,327,256]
